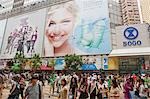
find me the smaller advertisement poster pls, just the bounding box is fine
[102,56,108,70]
[40,59,54,70]
[108,57,119,70]
[55,58,65,70]
[81,56,101,70]
[95,55,102,70]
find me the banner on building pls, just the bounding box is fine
[44,0,111,57]
[0,9,47,58]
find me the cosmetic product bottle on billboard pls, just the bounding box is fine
[91,19,106,48]
[80,23,93,48]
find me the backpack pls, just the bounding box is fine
[25,84,42,99]
[10,83,21,96]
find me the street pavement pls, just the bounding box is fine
[1,82,125,99]
[2,84,58,99]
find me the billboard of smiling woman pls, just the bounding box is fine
[44,0,112,57]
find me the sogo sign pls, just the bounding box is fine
[123,27,142,47]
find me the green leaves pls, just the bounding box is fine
[12,52,26,73]
[11,63,20,73]
[48,59,55,68]
[64,54,83,71]
[12,53,42,72]
[30,54,42,71]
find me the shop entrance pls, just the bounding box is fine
[119,57,141,74]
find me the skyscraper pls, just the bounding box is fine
[13,0,24,9]
[108,0,123,49]
[0,0,14,14]
[140,0,150,23]
[120,0,141,25]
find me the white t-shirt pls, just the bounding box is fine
[139,84,147,97]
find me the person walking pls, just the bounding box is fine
[97,79,108,99]
[24,75,42,99]
[69,77,78,99]
[139,79,148,99]
[108,76,112,92]
[78,77,89,99]
[8,76,20,99]
[48,73,56,97]
[123,78,132,99]
[56,73,63,93]
[19,74,26,99]
[110,79,120,99]
[58,79,68,99]
[0,74,3,99]
[88,77,98,99]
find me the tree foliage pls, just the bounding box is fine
[30,54,42,71]
[64,54,83,71]
[12,52,27,73]
[48,58,55,68]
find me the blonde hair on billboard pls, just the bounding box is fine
[47,1,78,18]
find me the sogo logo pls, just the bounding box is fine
[123,27,142,47]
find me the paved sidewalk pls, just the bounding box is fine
[1,84,125,99]
[2,84,58,99]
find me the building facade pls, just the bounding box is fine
[0,0,14,14]
[120,0,141,25]
[0,0,123,71]
[108,0,123,49]
[110,24,150,73]
[140,0,150,23]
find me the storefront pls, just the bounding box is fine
[118,56,150,74]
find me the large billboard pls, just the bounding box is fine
[0,9,47,59]
[44,0,111,57]
[0,19,7,52]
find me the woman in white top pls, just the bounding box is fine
[139,79,148,99]
[58,79,68,99]
[97,79,108,99]
[110,79,120,99]
[88,77,97,99]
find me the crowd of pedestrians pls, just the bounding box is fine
[50,72,150,99]
[0,71,149,99]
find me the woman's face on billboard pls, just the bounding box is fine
[46,8,75,48]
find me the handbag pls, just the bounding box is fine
[8,95,13,99]
[10,84,21,96]
[69,91,73,99]
[97,92,102,99]
[8,94,17,99]
[83,92,89,98]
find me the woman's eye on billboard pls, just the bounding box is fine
[49,21,56,27]
[62,19,71,24]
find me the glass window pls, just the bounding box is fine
[24,0,46,6]
[0,0,14,14]
[110,23,116,29]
